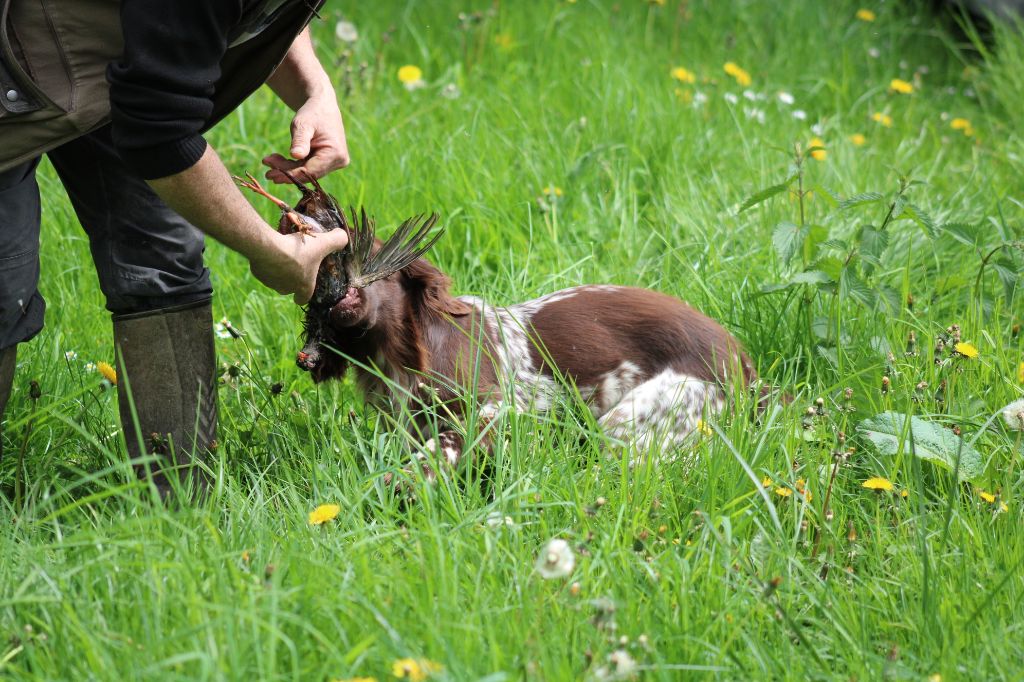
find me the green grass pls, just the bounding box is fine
[3,1,1024,679]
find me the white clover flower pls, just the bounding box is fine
[792,109,807,120]
[64,351,77,361]
[868,47,881,59]
[535,538,575,579]
[811,122,824,136]
[486,511,516,529]
[777,91,795,105]
[742,89,757,101]
[723,92,739,105]
[441,83,461,100]
[84,362,96,372]
[743,107,766,124]
[692,91,708,106]
[334,20,358,42]
[1002,398,1024,431]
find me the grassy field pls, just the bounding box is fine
[3,0,1024,679]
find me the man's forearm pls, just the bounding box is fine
[267,27,332,109]
[148,144,276,260]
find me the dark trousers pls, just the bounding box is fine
[0,125,212,349]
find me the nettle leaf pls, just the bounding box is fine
[772,221,806,264]
[858,226,889,261]
[840,268,876,308]
[739,174,797,213]
[941,222,982,247]
[898,202,938,239]
[811,184,840,209]
[838,192,884,211]
[991,258,1020,299]
[857,412,984,481]
[759,270,833,294]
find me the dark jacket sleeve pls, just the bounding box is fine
[107,0,243,180]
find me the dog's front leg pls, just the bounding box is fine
[411,429,465,483]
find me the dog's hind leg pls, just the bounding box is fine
[597,369,724,463]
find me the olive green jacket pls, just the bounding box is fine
[0,0,319,172]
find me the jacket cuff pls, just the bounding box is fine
[118,135,209,180]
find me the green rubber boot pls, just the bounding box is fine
[112,301,218,498]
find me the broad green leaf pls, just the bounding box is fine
[838,192,884,211]
[991,259,1020,299]
[857,412,984,481]
[739,175,797,213]
[772,221,805,264]
[840,268,876,308]
[899,203,938,239]
[941,222,982,247]
[759,270,832,294]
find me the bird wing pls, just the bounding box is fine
[346,209,443,288]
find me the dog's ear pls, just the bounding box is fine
[402,258,472,316]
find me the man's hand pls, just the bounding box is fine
[250,229,350,304]
[264,27,349,184]
[262,93,349,183]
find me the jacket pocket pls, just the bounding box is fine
[0,0,70,120]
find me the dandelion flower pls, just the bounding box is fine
[670,66,696,83]
[696,419,713,436]
[397,65,425,90]
[723,61,752,87]
[850,133,867,146]
[391,658,442,681]
[762,476,773,488]
[493,32,514,50]
[953,342,979,359]
[863,477,894,491]
[889,78,914,94]
[308,504,341,525]
[979,490,996,503]
[97,361,118,385]
[334,20,359,43]
[1001,398,1024,431]
[774,487,793,498]
[215,318,234,339]
[592,649,639,680]
[872,112,893,127]
[809,137,826,160]
[856,8,877,21]
[536,538,575,579]
[950,117,974,136]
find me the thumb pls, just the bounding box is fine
[317,228,350,257]
[290,121,313,159]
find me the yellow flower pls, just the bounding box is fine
[850,133,867,146]
[862,477,894,491]
[954,342,979,359]
[493,33,514,50]
[856,8,877,21]
[397,65,423,84]
[950,117,975,136]
[900,489,909,498]
[308,504,341,525]
[795,478,806,491]
[97,361,118,385]
[809,137,826,160]
[391,658,442,681]
[675,87,693,104]
[542,186,564,197]
[889,78,914,94]
[1018,361,1024,383]
[696,419,713,436]
[872,112,893,127]
[723,61,752,87]
[670,66,696,83]
[979,491,996,503]
[761,476,773,488]
[774,487,793,498]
